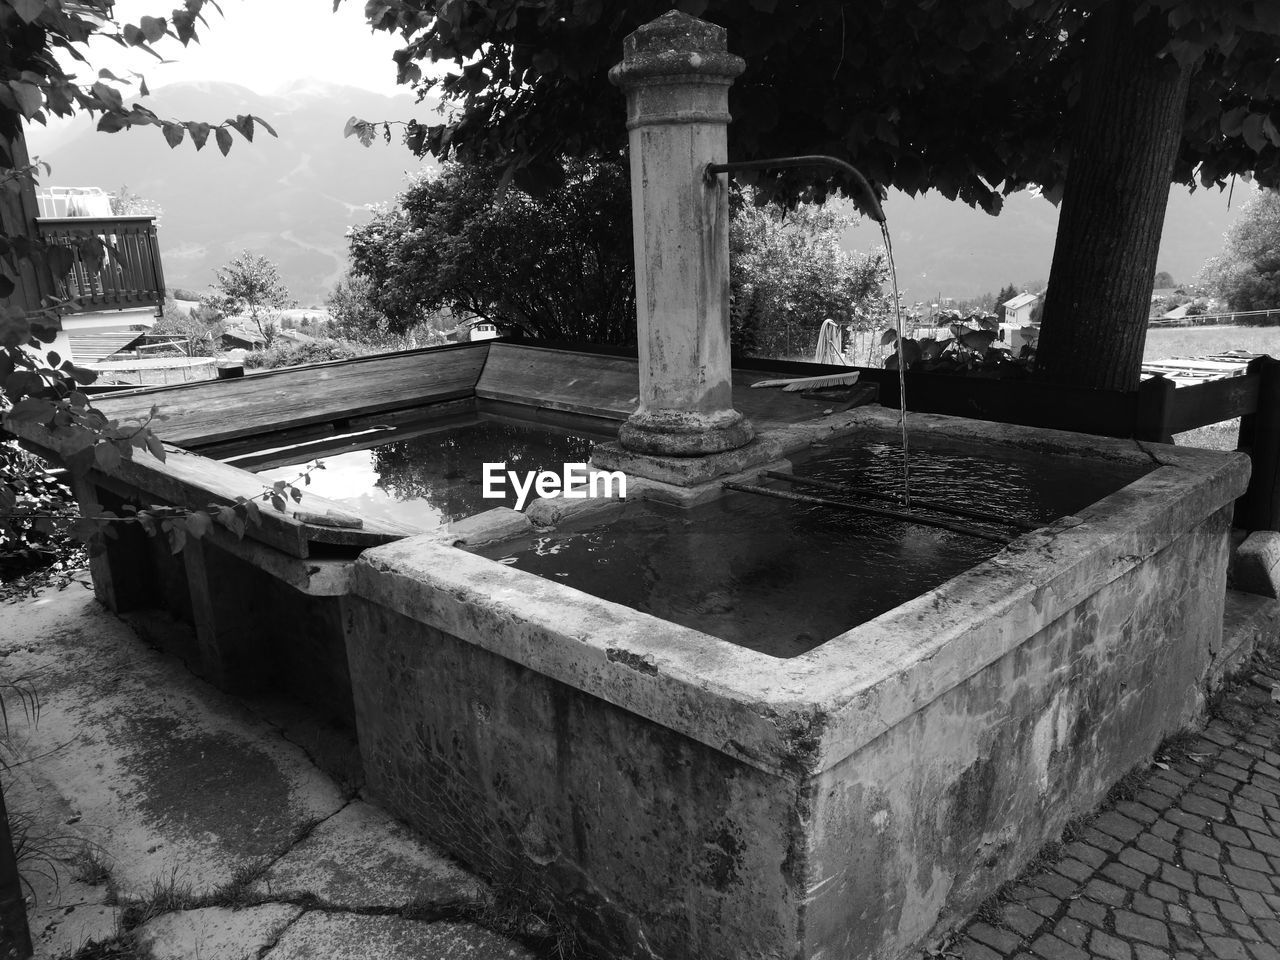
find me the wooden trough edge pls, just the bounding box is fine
[8,421,422,560]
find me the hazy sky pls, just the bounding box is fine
[76,0,409,96]
[25,0,431,153]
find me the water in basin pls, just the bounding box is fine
[480,434,1150,657]
[249,416,607,529]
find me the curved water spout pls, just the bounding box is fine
[705,155,911,503]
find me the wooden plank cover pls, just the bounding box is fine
[477,342,834,427]
[476,343,638,419]
[730,369,844,427]
[93,343,491,448]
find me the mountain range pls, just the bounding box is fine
[28,79,1249,306]
[842,181,1251,303]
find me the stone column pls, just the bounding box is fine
[609,11,754,456]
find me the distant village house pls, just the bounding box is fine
[445,317,502,343]
[220,323,269,350]
[1001,291,1039,326]
[1000,291,1040,353]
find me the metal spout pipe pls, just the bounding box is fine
[704,155,886,223]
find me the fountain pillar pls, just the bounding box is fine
[608,11,754,456]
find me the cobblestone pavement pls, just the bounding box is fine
[944,652,1280,960]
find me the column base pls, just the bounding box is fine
[618,407,754,456]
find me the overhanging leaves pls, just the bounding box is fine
[11,0,46,24]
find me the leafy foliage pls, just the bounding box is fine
[1201,189,1280,311]
[324,269,448,347]
[107,184,162,218]
[347,160,886,354]
[206,251,291,342]
[882,312,1035,377]
[242,339,364,370]
[347,1,1280,206]
[325,271,394,342]
[150,300,223,356]
[729,191,886,358]
[346,0,1280,389]
[0,441,81,592]
[2,396,280,556]
[347,159,636,342]
[0,1,290,567]
[2,1,276,351]
[993,283,1018,321]
[0,1,276,161]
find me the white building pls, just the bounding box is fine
[1002,292,1039,326]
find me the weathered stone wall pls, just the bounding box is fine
[345,599,805,960]
[804,504,1232,958]
[344,502,1237,960]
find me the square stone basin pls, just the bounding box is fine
[345,407,1248,960]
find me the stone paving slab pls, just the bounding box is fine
[252,799,486,910]
[134,904,302,960]
[3,761,120,958]
[2,587,345,901]
[262,913,536,960]
[4,587,532,960]
[938,644,1280,960]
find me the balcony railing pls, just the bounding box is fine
[34,215,166,314]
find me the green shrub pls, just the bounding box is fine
[242,340,365,370]
[0,442,84,593]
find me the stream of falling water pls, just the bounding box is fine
[880,221,911,506]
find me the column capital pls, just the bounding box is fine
[608,11,745,89]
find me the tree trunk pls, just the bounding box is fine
[0,126,55,323]
[1034,1,1192,392]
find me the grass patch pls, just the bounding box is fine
[1103,766,1150,806]
[1154,728,1200,765]
[1174,419,1238,452]
[1058,813,1090,845]
[71,842,112,886]
[117,867,197,930]
[1145,324,1280,361]
[64,935,144,960]
[115,859,277,931]
[973,895,1003,925]
[1022,839,1063,876]
[8,808,84,902]
[205,861,270,909]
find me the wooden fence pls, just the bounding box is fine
[1149,308,1280,328]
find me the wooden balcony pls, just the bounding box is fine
[35,215,166,315]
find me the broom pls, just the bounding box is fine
[750,371,861,392]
